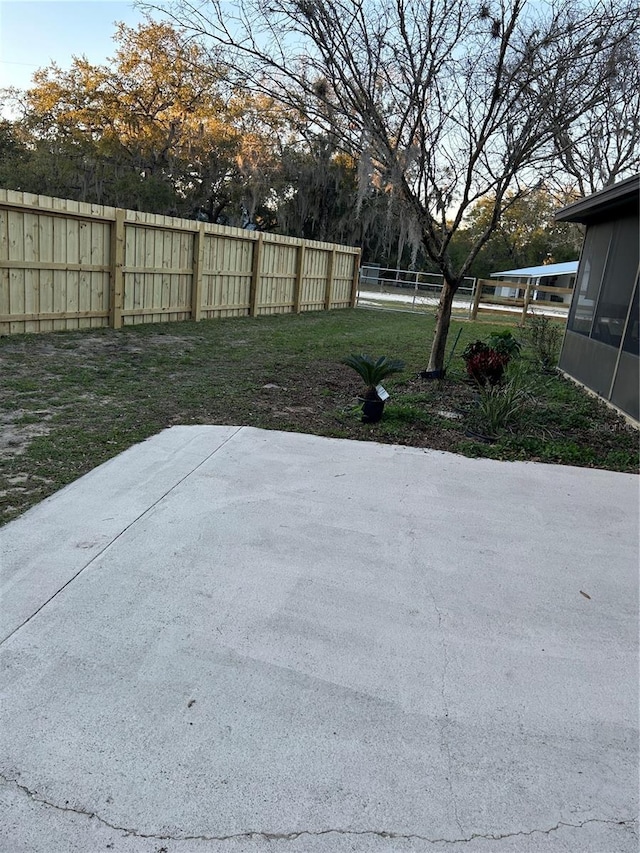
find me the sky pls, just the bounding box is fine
[0,0,149,92]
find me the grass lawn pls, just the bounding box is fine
[1,307,637,525]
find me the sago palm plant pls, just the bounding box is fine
[342,354,405,400]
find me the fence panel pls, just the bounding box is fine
[0,203,112,334]
[0,190,360,335]
[121,223,193,326]
[302,248,328,311]
[332,251,357,307]
[201,232,253,319]
[257,238,298,315]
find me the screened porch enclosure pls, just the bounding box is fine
[556,176,639,422]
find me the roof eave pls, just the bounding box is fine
[555,174,640,223]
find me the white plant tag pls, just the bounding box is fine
[376,384,389,401]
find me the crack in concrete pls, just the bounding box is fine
[1,774,637,845]
[417,547,463,837]
[403,518,464,836]
[431,592,464,836]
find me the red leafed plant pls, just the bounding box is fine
[463,342,509,385]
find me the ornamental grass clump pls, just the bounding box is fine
[475,379,529,437]
[470,362,532,438]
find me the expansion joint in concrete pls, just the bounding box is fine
[0,426,243,649]
[2,774,636,845]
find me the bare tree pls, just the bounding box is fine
[144,0,638,371]
[552,32,640,194]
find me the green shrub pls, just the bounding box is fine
[485,330,522,358]
[522,313,563,371]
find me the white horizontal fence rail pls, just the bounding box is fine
[357,264,475,315]
[0,190,361,335]
[358,264,574,323]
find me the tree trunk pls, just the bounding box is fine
[426,278,459,372]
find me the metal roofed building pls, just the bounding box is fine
[491,260,579,279]
[555,174,639,422]
[490,261,578,306]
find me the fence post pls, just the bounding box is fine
[249,233,263,317]
[350,250,361,307]
[324,249,336,311]
[109,208,125,329]
[293,244,305,313]
[191,223,205,322]
[521,281,532,325]
[470,278,483,321]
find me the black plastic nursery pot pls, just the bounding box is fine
[359,397,385,423]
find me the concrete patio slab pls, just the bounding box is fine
[1,426,638,852]
[0,426,241,643]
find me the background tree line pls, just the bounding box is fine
[0,20,400,258]
[1,16,591,279]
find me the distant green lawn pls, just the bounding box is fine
[1,308,637,525]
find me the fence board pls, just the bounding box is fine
[109,210,125,329]
[9,212,25,333]
[191,224,205,322]
[38,216,53,333]
[0,189,360,334]
[23,213,38,333]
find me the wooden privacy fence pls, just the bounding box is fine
[0,190,360,335]
[469,278,574,323]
